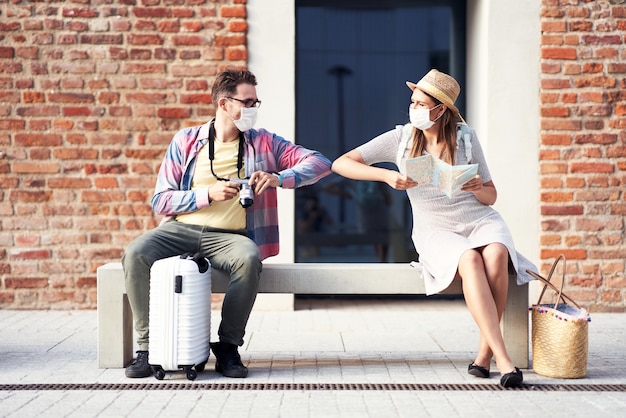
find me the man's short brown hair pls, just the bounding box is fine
[211,68,258,103]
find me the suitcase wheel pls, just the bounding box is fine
[152,366,166,380]
[184,367,197,381]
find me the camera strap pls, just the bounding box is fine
[208,119,246,181]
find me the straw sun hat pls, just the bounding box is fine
[406,69,460,115]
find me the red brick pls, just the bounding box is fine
[607,146,626,158]
[171,64,217,77]
[610,204,626,215]
[579,91,604,102]
[569,20,593,32]
[0,46,15,58]
[129,49,151,60]
[541,177,564,188]
[594,47,618,59]
[179,50,201,60]
[94,178,119,189]
[570,162,614,173]
[573,76,617,88]
[562,93,577,103]
[76,277,97,288]
[573,133,617,145]
[62,7,99,18]
[541,191,573,202]
[157,108,191,118]
[541,205,584,216]
[220,5,247,18]
[215,34,245,47]
[0,119,25,131]
[5,277,49,288]
[582,62,603,73]
[541,78,571,89]
[582,34,622,45]
[180,94,212,104]
[539,149,560,160]
[109,106,132,117]
[226,46,247,61]
[172,8,195,19]
[48,178,92,188]
[541,106,569,117]
[66,21,88,32]
[48,93,94,103]
[132,7,172,18]
[172,35,211,46]
[540,249,588,262]
[229,20,248,32]
[81,191,126,203]
[111,20,131,31]
[541,119,582,130]
[13,162,59,174]
[128,34,164,45]
[122,63,167,74]
[79,34,123,44]
[125,92,168,104]
[542,47,577,60]
[186,79,208,91]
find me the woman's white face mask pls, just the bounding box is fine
[409,104,442,130]
[230,106,258,132]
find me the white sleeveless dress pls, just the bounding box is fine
[356,123,537,295]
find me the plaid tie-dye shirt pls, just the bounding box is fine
[151,120,332,260]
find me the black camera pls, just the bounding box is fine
[231,179,253,208]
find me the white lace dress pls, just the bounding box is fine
[356,124,537,295]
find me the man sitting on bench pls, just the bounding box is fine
[122,68,331,378]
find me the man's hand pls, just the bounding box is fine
[208,180,242,202]
[249,171,280,194]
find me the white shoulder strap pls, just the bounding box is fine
[396,124,414,170]
[457,123,472,163]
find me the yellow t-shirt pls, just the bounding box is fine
[176,139,246,229]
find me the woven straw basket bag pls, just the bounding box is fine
[527,255,591,379]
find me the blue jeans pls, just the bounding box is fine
[121,220,262,351]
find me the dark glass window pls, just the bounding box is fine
[295,0,466,263]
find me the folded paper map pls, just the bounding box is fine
[405,155,478,198]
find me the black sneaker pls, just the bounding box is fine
[125,350,152,378]
[210,342,248,378]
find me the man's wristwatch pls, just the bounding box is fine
[272,172,283,187]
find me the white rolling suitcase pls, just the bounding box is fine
[148,254,211,380]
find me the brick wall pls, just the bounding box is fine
[540,0,626,312]
[0,0,247,308]
[1,0,625,311]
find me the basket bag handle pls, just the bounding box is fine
[525,254,583,310]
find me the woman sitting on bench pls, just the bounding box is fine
[331,69,536,388]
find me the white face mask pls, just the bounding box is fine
[409,104,442,130]
[230,106,258,132]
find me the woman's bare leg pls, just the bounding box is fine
[458,247,515,374]
[472,243,510,370]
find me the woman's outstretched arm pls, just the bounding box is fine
[332,150,418,191]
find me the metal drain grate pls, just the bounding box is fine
[1,383,624,392]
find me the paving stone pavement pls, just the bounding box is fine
[0,298,624,417]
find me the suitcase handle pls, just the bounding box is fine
[179,253,210,274]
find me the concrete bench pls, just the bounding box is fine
[97,262,528,369]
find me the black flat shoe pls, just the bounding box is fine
[468,362,490,378]
[500,367,523,388]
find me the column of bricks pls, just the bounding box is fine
[540,0,626,312]
[0,0,247,308]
